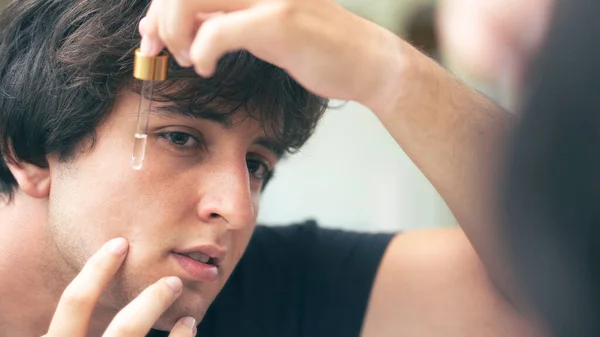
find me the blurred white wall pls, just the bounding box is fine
[258,101,457,232]
[336,0,436,35]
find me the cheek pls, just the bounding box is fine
[47,165,132,267]
[229,223,257,265]
[46,161,122,269]
[48,150,190,249]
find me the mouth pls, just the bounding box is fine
[171,245,226,283]
[176,251,218,266]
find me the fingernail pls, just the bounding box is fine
[180,51,192,62]
[140,36,154,55]
[181,316,196,330]
[164,276,182,293]
[194,65,213,78]
[107,238,128,255]
[175,52,192,67]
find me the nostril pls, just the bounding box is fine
[209,213,220,218]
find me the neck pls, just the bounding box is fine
[0,192,117,336]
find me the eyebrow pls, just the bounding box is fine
[151,104,286,159]
[152,104,231,127]
[253,137,285,159]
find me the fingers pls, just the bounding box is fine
[157,0,197,65]
[168,317,198,337]
[139,17,164,56]
[190,7,274,76]
[46,237,192,337]
[140,0,268,62]
[189,2,309,77]
[102,276,184,337]
[46,238,129,336]
[147,0,262,20]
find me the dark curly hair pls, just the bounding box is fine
[0,0,328,201]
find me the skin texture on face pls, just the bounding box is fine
[44,89,279,331]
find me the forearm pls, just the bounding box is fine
[369,39,522,306]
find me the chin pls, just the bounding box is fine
[152,316,181,332]
[152,294,210,331]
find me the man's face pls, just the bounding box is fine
[45,90,280,329]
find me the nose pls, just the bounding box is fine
[196,158,256,230]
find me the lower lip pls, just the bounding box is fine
[172,253,219,283]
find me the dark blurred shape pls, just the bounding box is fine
[503,0,600,336]
[403,4,439,61]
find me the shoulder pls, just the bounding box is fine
[361,226,541,337]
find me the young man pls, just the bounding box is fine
[0,0,545,336]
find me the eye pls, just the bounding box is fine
[246,158,271,180]
[157,131,202,149]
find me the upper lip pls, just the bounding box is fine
[173,244,227,267]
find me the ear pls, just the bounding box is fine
[6,160,51,199]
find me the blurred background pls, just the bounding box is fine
[0,0,509,233]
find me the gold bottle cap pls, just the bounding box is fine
[133,48,169,81]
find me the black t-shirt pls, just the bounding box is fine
[148,221,394,337]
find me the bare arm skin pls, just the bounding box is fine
[361,40,542,335]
